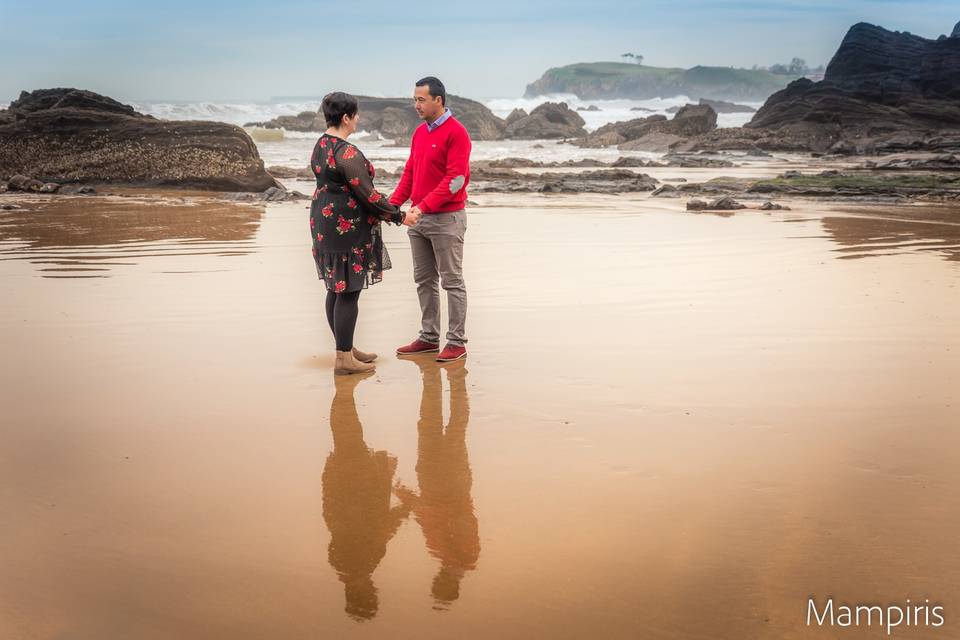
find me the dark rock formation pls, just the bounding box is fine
[504,102,587,139]
[577,104,717,151]
[687,196,746,211]
[470,167,658,194]
[0,88,280,191]
[667,98,756,114]
[742,22,960,152]
[246,95,507,141]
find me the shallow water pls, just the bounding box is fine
[1,193,958,639]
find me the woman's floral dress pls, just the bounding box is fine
[309,133,402,293]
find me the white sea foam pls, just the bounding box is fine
[131,101,322,126]
[485,94,761,130]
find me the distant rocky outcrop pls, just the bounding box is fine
[246,95,507,141]
[503,102,587,139]
[0,88,280,191]
[576,104,717,151]
[524,62,798,102]
[741,21,960,152]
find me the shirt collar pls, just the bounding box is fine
[426,108,452,132]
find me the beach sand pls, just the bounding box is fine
[1,190,959,639]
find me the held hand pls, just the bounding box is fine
[402,206,422,226]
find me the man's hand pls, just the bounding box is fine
[403,206,422,226]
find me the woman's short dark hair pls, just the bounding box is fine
[416,76,446,106]
[322,91,359,127]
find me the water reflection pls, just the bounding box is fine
[819,206,960,262]
[396,359,479,610]
[322,372,409,621]
[0,196,264,277]
[321,360,479,620]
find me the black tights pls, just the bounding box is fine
[325,289,361,351]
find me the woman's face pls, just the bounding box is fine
[342,112,359,134]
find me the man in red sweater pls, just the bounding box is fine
[391,77,472,362]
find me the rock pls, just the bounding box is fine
[871,153,960,169]
[630,107,655,112]
[489,157,543,168]
[667,104,718,136]
[472,169,658,194]
[686,196,746,211]
[697,98,756,114]
[8,174,45,192]
[781,170,803,179]
[651,184,679,197]
[0,183,6,193]
[0,88,280,191]
[611,156,659,167]
[662,153,735,168]
[818,170,842,177]
[59,185,96,195]
[267,165,313,179]
[504,102,587,139]
[224,186,308,202]
[39,182,61,193]
[760,201,791,210]
[505,108,528,127]
[577,105,601,111]
[743,21,960,152]
[709,196,747,210]
[576,105,717,151]
[1,203,21,210]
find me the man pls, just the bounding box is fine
[390,76,471,362]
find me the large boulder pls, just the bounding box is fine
[741,21,960,152]
[0,88,280,191]
[504,102,587,139]
[576,105,717,151]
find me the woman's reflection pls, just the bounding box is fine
[321,372,410,621]
[395,360,480,609]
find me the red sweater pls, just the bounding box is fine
[389,115,471,213]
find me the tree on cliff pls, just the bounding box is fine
[621,52,644,65]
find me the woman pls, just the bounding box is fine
[309,92,420,374]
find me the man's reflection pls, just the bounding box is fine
[321,372,410,620]
[396,360,480,608]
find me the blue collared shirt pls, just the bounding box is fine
[426,108,452,132]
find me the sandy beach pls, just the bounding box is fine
[2,186,958,639]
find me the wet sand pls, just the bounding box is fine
[1,191,959,639]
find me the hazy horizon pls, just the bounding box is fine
[1,0,958,104]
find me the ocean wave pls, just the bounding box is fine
[131,100,321,126]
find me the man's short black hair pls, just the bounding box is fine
[322,91,359,127]
[415,76,446,106]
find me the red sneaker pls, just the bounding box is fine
[436,344,467,362]
[396,339,440,355]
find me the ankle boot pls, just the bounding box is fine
[352,347,378,363]
[335,350,376,375]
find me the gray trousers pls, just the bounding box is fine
[407,209,467,346]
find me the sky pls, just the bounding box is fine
[0,0,957,103]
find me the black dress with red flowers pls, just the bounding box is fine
[309,133,402,293]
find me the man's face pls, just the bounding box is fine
[414,85,444,121]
